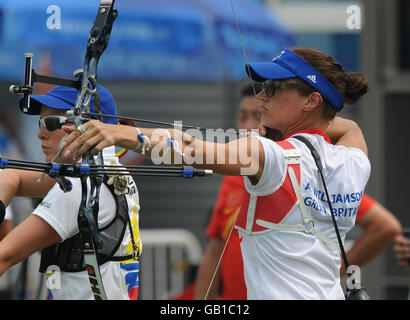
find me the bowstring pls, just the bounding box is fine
[204,212,239,300]
[229,0,262,107]
[203,0,261,300]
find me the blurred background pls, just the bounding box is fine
[0,0,409,300]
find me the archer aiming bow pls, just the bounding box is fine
[6,0,212,300]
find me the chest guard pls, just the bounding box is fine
[39,179,139,273]
[235,140,340,252]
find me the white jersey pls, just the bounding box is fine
[4,205,13,221]
[238,130,371,300]
[33,147,142,300]
[0,168,14,221]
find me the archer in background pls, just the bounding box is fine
[0,85,142,300]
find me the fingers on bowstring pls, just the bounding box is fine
[62,125,75,134]
[74,135,103,159]
[61,124,83,147]
[63,132,86,160]
[90,142,107,156]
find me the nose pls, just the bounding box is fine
[37,125,49,141]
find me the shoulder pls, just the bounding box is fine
[243,137,291,195]
[336,145,371,178]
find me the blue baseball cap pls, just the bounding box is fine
[19,85,118,124]
[246,49,344,111]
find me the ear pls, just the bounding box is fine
[303,92,323,112]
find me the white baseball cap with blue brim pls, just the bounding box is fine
[246,49,344,111]
[18,85,118,124]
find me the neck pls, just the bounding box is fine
[281,115,329,138]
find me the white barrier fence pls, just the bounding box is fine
[138,229,203,300]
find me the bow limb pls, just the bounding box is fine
[71,0,118,301]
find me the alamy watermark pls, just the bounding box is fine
[346,4,361,30]
[46,5,62,30]
[148,122,261,176]
[346,265,363,290]
[46,4,362,31]
[46,265,61,290]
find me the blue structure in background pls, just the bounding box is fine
[295,33,360,73]
[0,0,295,82]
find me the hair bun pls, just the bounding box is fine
[344,72,369,105]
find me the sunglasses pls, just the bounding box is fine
[38,116,74,131]
[261,79,299,97]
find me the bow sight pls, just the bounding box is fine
[10,1,118,114]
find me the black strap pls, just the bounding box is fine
[292,136,350,272]
[0,200,5,226]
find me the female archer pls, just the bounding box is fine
[0,85,142,300]
[62,48,371,299]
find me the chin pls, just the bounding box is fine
[44,154,54,162]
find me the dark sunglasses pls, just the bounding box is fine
[261,79,299,97]
[38,116,74,131]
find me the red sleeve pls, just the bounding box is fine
[356,193,377,222]
[206,176,244,239]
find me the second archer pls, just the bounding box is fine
[0,85,142,300]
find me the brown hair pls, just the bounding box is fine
[289,48,370,120]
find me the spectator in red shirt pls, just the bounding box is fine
[192,83,402,300]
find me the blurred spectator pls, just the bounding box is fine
[393,232,410,273]
[393,230,410,299]
[0,107,26,160]
[341,198,402,275]
[0,104,32,299]
[0,105,27,239]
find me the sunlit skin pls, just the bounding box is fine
[256,87,327,137]
[38,106,76,162]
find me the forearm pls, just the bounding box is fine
[0,169,55,205]
[0,215,61,277]
[129,127,262,177]
[0,220,12,241]
[0,169,23,207]
[118,127,202,165]
[63,122,263,178]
